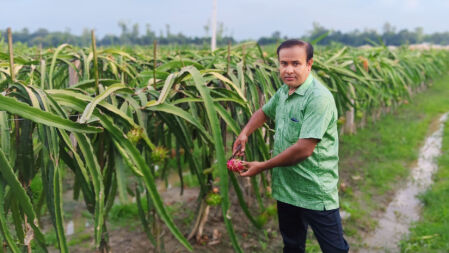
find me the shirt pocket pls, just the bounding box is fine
[283,105,304,143]
[284,118,302,143]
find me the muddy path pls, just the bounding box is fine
[361,113,448,252]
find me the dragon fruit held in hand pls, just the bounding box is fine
[227,159,244,172]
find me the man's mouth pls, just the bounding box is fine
[284,77,295,81]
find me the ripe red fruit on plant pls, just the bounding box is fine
[227,159,244,172]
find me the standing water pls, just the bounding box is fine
[363,113,448,252]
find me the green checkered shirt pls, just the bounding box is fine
[262,74,340,210]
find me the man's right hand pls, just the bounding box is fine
[232,109,268,157]
[233,134,248,157]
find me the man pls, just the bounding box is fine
[232,39,349,253]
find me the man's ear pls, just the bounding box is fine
[308,58,314,67]
[307,58,314,71]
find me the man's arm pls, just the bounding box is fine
[240,138,319,177]
[233,108,268,156]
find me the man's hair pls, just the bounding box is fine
[276,39,314,62]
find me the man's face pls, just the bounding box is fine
[278,46,313,89]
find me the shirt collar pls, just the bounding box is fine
[293,74,314,96]
[283,74,314,96]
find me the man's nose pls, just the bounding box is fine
[285,65,294,73]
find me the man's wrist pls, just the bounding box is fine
[262,160,273,171]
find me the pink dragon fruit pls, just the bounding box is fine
[227,159,245,172]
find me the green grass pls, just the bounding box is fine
[107,198,184,227]
[305,74,449,251]
[400,119,449,252]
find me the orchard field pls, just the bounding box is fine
[1,29,449,252]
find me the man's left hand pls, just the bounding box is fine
[240,161,267,177]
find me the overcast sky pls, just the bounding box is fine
[2,0,448,40]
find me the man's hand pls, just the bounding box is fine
[232,109,268,157]
[233,134,248,157]
[240,161,267,177]
[239,138,319,177]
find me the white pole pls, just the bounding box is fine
[211,0,217,51]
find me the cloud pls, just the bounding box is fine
[378,0,396,7]
[404,0,420,10]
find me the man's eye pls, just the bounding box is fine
[293,62,299,67]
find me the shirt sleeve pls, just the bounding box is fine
[299,95,335,140]
[262,89,280,120]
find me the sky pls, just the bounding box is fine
[1,0,449,40]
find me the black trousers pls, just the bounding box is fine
[277,201,349,253]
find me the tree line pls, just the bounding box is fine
[2,22,448,48]
[259,23,449,46]
[0,22,235,48]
